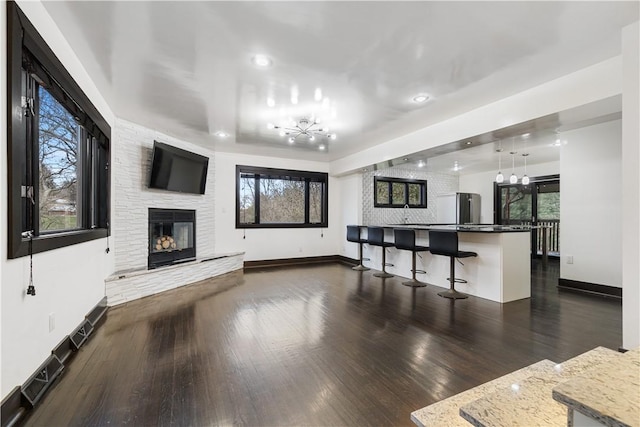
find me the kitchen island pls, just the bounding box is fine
[352,224,532,303]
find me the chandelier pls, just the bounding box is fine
[269,118,336,143]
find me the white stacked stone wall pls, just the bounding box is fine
[108,119,242,305]
[105,253,243,306]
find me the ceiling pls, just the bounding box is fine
[42,1,638,171]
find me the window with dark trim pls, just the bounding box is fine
[374,177,427,208]
[236,165,328,228]
[7,2,111,258]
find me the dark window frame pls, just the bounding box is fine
[7,2,111,258]
[235,165,328,228]
[374,177,427,208]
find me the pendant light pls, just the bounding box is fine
[509,137,518,184]
[521,135,530,185]
[495,141,504,183]
[521,153,530,185]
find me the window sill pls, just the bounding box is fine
[236,223,328,229]
[9,228,109,259]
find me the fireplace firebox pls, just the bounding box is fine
[148,208,196,269]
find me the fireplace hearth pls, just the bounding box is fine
[148,208,196,269]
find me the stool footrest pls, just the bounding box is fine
[384,262,394,267]
[412,269,426,275]
[446,277,468,284]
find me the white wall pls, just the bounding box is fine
[214,152,341,261]
[560,120,622,288]
[459,161,560,223]
[111,119,216,272]
[621,21,640,349]
[1,1,115,399]
[338,173,363,259]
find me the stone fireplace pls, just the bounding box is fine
[148,208,196,269]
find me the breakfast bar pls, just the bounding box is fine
[352,224,532,303]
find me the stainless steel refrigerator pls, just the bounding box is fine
[436,193,481,224]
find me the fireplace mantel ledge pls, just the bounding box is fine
[106,252,245,282]
[105,252,245,306]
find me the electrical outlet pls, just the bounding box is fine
[567,255,574,265]
[49,313,55,332]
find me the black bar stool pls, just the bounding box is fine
[394,228,429,288]
[346,225,369,271]
[428,230,477,299]
[367,226,394,278]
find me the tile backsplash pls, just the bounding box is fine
[362,166,458,225]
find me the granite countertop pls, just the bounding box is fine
[352,224,534,233]
[552,347,640,427]
[411,360,556,427]
[458,347,622,427]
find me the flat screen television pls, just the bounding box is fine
[149,141,209,195]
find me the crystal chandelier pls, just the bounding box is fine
[269,118,336,143]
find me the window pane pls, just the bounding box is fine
[239,174,256,224]
[408,183,421,205]
[537,192,560,220]
[309,181,323,224]
[38,86,81,232]
[392,182,405,205]
[260,178,305,223]
[500,186,532,223]
[376,180,389,205]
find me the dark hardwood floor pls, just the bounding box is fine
[23,260,621,427]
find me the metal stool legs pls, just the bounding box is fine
[352,241,370,271]
[373,247,393,278]
[402,251,426,288]
[437,257,469,299]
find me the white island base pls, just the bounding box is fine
[364,229,531,303]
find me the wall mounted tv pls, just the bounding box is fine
[149,141,209,195]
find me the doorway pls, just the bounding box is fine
[494,175,560,258]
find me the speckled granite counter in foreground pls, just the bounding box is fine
[458,347,621,427]
[552,348,640,427]
[410,360,555,427]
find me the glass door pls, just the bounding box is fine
[534,181,560,257]
[495,176,560,258]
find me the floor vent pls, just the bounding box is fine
[70,319,94,350]
[21,355,64,407]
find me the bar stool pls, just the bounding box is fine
[346,225,369,271]
[367,226,395,278]
[393,228,429,288]
[428,230,477,299]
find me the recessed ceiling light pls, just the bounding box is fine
[403,158,408,161]
[214,131,228,138]
[522,133,531,138]
[466,141,472,145]
[288,137,294,143]
[412,94,430,103]
[319,144,326,151]
[417,160,425,168]
[251,54,272,68]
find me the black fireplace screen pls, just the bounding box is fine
[148,208,196,269]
